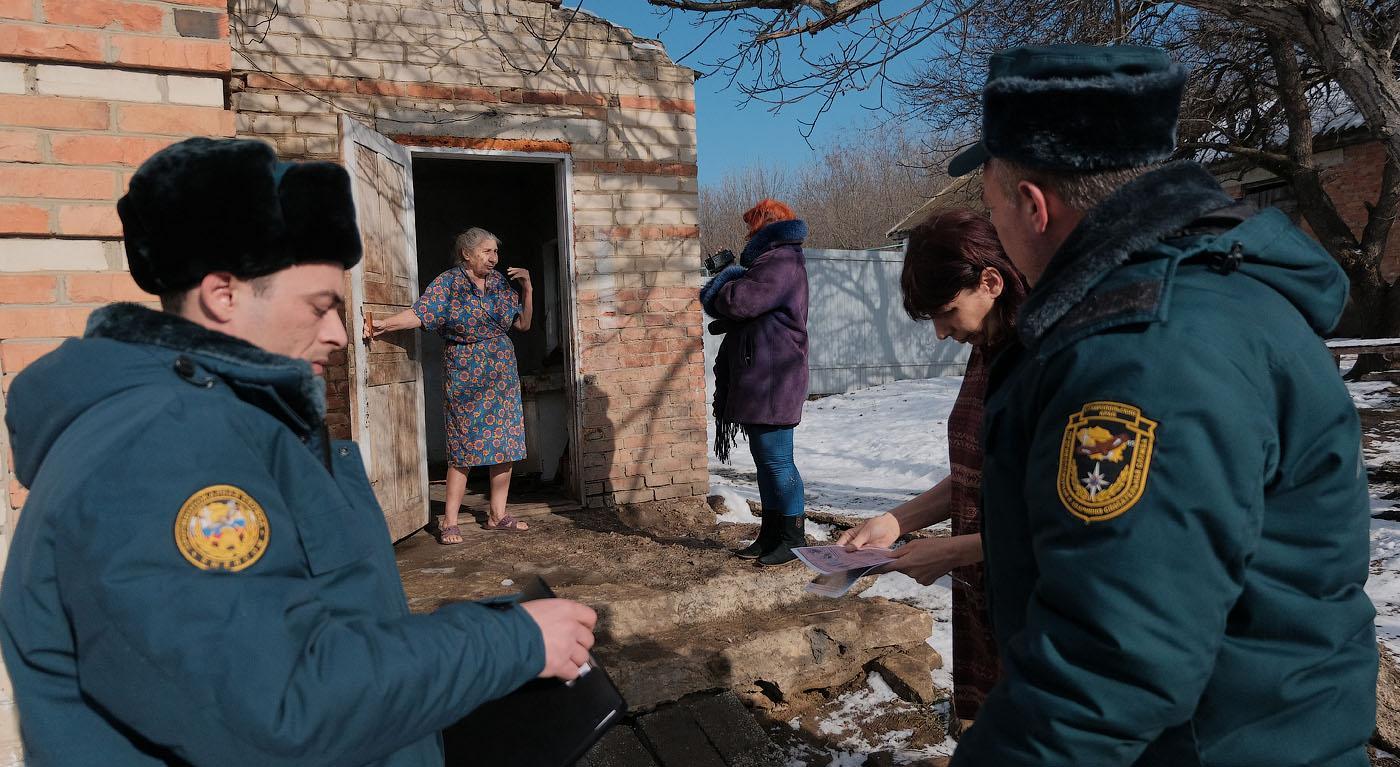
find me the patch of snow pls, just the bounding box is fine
[1350,380,1397,409]
[712,485,756,524]
[711,377,961,518]
[794,671,955,764]
[816,672,902,737]
[808,521,836,542]
[1369,518,1400,652]
[1367,439,1400,471]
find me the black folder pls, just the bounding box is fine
[443,577,627,767]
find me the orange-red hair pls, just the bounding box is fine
[742,199,797,237]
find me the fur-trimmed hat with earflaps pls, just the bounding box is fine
[118,137,362,294]
[949,44,1188,177]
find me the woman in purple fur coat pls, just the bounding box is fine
[700,199,810,566]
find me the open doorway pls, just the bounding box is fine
[410,155,575,502]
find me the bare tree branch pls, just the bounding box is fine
[663,0,1400,335]
[1178,141,1294,172]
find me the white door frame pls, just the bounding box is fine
[404,146,584,503]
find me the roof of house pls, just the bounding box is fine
[885,171,984,241]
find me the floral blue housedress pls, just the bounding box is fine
[412,267,528,467]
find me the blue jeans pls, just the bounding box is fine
[745,424,804,517]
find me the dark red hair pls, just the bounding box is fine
[900,208,1028,340]
[742,198,797,237]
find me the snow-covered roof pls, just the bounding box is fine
[1198,83,1366,164]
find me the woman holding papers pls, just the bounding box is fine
[837,209,1027,734]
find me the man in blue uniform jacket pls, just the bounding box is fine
[946,46,1377,765]
[0,137,598,765]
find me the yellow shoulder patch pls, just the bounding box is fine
[1057,401,1158,523]
[173,484,270,572]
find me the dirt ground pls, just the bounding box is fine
[396,502,950,763]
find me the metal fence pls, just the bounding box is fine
[702,246,970,400]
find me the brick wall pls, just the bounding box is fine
[0,1,232,760]
[231,0,707,508]
[1319,140,1400,280]
[1219,137,1400,281]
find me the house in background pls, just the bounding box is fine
[1209,112,1400,282]
[227,0,711,537]
[701,245,971,405]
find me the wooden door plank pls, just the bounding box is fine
[340,114,430,542]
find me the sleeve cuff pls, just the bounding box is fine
[700,264,747,317]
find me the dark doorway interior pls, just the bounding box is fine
[411,156,571,494]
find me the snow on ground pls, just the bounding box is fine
[712,378,964,763]
[1359,380,1400,655]
[1351,380,1395,409]
[713,374,1400,763]
[710,485,755,524]
[710,377,962,518]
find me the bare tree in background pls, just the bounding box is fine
[699,125,942,256]
[699,163,791,256]
[651,0,1400,372]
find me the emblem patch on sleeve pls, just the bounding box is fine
[173,484,270,571]
[1057,401,1158,523]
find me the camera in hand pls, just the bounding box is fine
[703,248,735,275]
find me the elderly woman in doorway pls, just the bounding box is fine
[366,227,532,543]
[702,199,810,566]
[837,209,1027,735]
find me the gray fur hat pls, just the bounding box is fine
[949,44,1188,177]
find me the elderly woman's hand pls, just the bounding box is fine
[363,310,386,342]
[506,267,531,288]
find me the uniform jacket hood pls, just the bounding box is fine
[1021,161,1349,346]
[7,303,325,487]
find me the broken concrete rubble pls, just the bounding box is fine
[397,507,942,759]
[867,644,944,705]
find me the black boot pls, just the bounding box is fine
[757,514,805,566]
[735,508,778,559]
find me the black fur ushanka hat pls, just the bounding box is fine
[119,137,363,294]
[949,45,1188,177]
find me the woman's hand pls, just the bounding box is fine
[837,512,901,551]
[363,310,382,342]
[879,535,980,586]
[365,308,423,340]
[507,267,531,288]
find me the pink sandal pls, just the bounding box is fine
[483,514,527,532]
[435,525,463,545]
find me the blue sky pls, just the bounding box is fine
[587,1,919,186]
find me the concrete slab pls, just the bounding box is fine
[582,725,661,767]
[637,706,728,767]
[594,595,932,710]
[682,692,783,767]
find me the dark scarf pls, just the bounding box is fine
[711,219,807,463]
